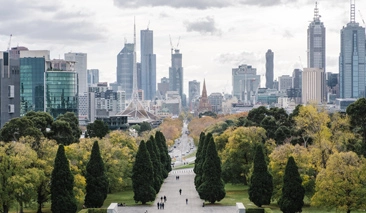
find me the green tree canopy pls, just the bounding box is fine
[51,145,77,213]
[278,156,305,213]
[311,152,366,213]
[249,145,273,207]
[86,120,109,139]
[0,117,42,143]
[346,98,366,155]
[56,112,82,143]
[84,141,109,208]
[50,120,74,145]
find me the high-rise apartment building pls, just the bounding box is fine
[65,52,87,123]
[140,29,156,100]
[265,49,274,89]
[87,69,99,87]
[302,68,325,104]
[339,2,366,98]
[307,3,326,70]
[292,69,302,89]
[169,49,183,99]
[0,47,28,127]
[117,43,134,99]
[157,77,169,97]
[45,59,78,119]
[20,50,50,116]
[232,64,260,103]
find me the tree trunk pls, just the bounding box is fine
[19,201,24,213]
[3,203,9,213]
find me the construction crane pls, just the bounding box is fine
[7,34,12,52]
[169,35,174,54]
[176,36,180,49]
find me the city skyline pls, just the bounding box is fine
[2,0,366,95]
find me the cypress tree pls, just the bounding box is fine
[195,133,212,188]
[132,141,156,204]
[84,141,109,208]
[194,132,205,174]
[146,138,162,192]
[278,156,305,213]
[197,136,226,203]
[51,145,77,213]
[151,135,164,181]
[249,145,273,207]
[155,131,171,178]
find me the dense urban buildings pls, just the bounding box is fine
[169,49,183,99]
[265,49,274,89]
[339,2,366,98]
[188,80,200,110]
[140,28,156,100]
[278,75,293,92]
[87,69,99,87]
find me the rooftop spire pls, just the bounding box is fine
[313,2,320,21]
[350,0,356,23]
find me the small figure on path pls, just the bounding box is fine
[161,196,163,202]
[186,198,188,204]
[161,202,165,209]
[157,202,160,209]
[164,195,167,202]
[179,189,182,195]
[202,202,205,207]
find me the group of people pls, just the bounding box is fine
[175,175,180,180]
[157,195,167,209]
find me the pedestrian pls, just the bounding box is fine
[186,198,188,204]
[164,195,167,202]
[202,202,205,207]
[162,202,165,209]
[161,196,163,202]
[179,189,182,195]
[157,202,159,209]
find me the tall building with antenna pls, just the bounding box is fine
[307,2,326,70]
[140,28,156,100]
[339,0,366,98]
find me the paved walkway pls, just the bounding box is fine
[117,168,236,213]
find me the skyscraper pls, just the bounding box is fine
[117,43,134,99]
[188,80,200,108]
[307,2,326,70]
[265,49,274,89]
[20,50,50,116]
[339,1,366,98]
[169,49,183,99]
[140,28,156,100]
[232,64,260,103]
[87,69,99,87]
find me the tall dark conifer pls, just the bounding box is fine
[146,138,162,192]
[249,145,273,207]
[132,141,156,204]
[194,132,206,174]
[84,141,109,208]
[155,131,171,178]
[197,136,226,203]
[51,145,77,213]
[278,156,305,213]
[195,133,212,188]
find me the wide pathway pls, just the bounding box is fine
[117,168,236,213]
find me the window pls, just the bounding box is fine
[8,104,14,113]
[8,85,14,98]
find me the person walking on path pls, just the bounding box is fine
[161,202,165,209]
[164,195,167,202]
[179,189,182,195]
[186,198,188,204]
[157,202,159,209]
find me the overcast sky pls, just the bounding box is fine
[1,0,366,95]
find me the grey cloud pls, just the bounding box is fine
[184,17,222,36]
[114,0,230,9]
[0,0,105,44]
[114,0,320,9]
[215,51,263,65]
